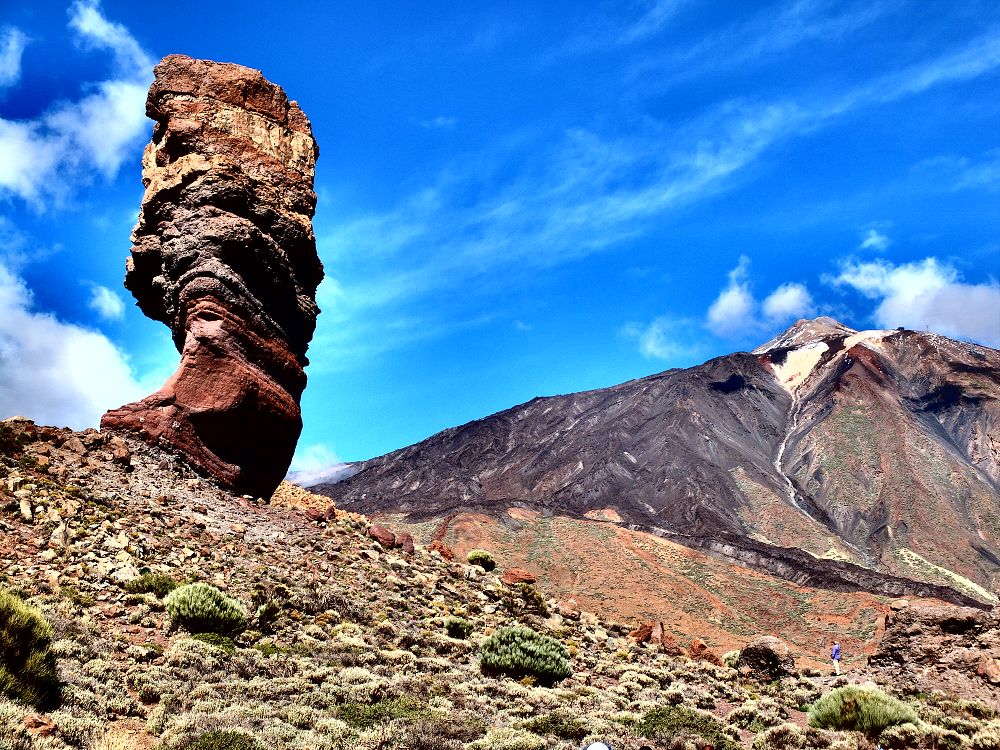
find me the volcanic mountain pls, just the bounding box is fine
[316,318,1000,611]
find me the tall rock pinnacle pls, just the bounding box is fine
[102,55,323,498]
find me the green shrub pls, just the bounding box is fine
[0,587,60,709]
[479,626,572,686]
[808,686,919,737]
[499,583,550,618]
[164,583,248,636]
[639,706,741,750]
[752,722,805,749]
[338,696,429,728]
[520,710,589,739]
[445,616,473,639]
[125,572,179,597]
[466,549,497,571]
[172,730,265,750]
[191,633,236,654]
[722,649,740,669]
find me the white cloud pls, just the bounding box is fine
[830,257,1000,346]
[0,2,152,203]
[705,257,815,339]
[88,284,125,320]
[706,256,755,337]
[0,27,28,88]
[762,282,814,322]
[286,443,358,487]
[622,316,702,361]
[0,260,145,429]
[859,228,890,251]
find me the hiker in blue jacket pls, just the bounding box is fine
[831,640,842,675]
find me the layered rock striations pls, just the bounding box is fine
[317,318,999,602]
[102,55,323,498]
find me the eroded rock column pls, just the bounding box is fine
[102,54,323,498]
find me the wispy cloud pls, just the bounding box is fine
[0,26,28,89]
[0,1,152,203]
[859,227,890,251]
[417,116,458,130]
[315,27,1000,367]
[87,283,125,320]
[828,257,1000,346]
[286,443,358,487]
[620,0,694,44]
[622,315,703,360]
[629,0,895,89]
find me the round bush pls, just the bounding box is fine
[479,626,571,686]
[808,686,918,737]
[466,549,497,571]
[0,587,60,709]
[444,616,473,639]
[164,583,248,636]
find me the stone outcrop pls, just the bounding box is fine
[101,55,323,498]
[867,604,1000,706]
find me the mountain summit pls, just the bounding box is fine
[316,318,999,605]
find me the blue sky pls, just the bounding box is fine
[1,1,998,477]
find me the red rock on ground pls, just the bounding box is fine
[368,524,396,548]
[101,54,323,499]
[688,638,723,665]
[428,540,454,560]
[629,622,654,643]
[501,567,538,586]
[396,532,415,555]
[558,599,582,620]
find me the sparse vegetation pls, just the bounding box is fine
[171,730,265,750]
[126,572,179,597]
[479,625,572,686]
[0,587,60,710]
[466,549,497,571]
[445,616,473,639]
[639,705,741,750]
[809,685,919,736]
[164,583,248,636]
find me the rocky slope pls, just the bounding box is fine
[316,319,1000,607]
[102,55,323,499]
[1,416,998,750]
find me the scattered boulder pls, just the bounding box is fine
[501,568,537,586]
[977,656,1000,684]
[396,532,415,555]
[688,638,723,665]
[101,54,323,499]
[558,599,581,620]
[368,524,396,549]
[738,635,796,680]
[629,622,654,642]
[428,540,454,560]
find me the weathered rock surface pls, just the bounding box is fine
[102,54,323,498]
[867,604,1000,706]
[739,635,796,680]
